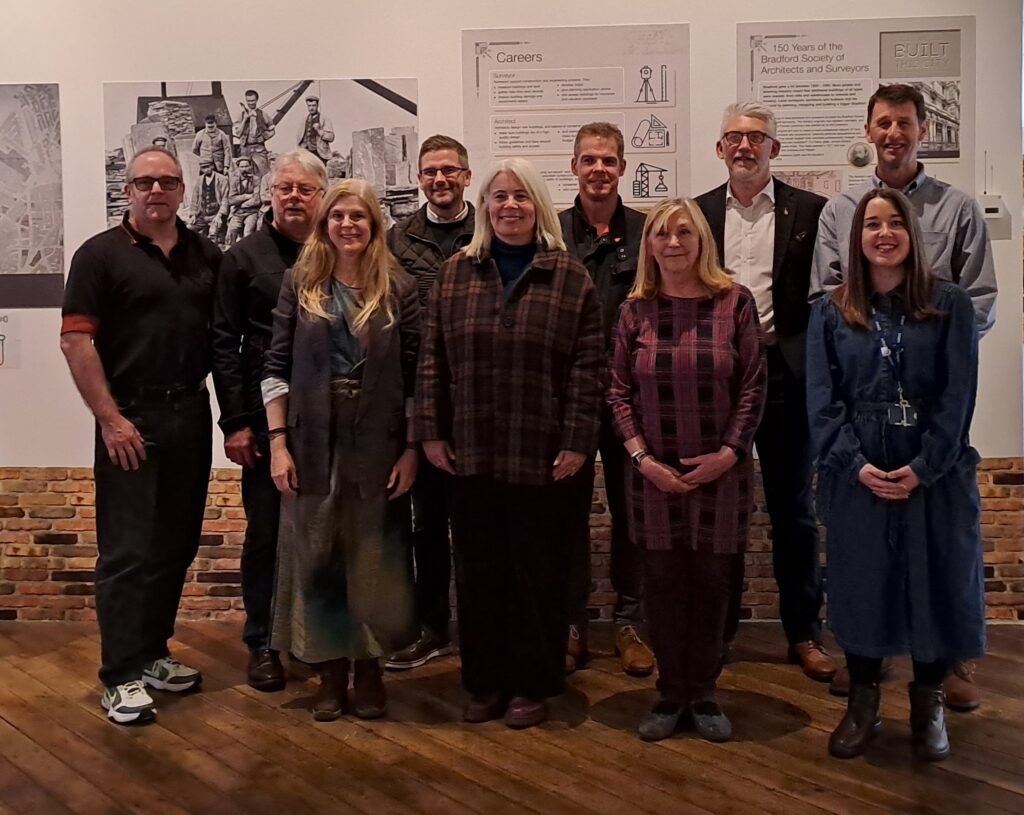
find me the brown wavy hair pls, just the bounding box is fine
[291,179,395,331]
[833,187,939,329]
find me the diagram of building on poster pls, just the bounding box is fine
[737,17,973,197]
[462,24,689,207]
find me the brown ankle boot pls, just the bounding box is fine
[353,659,387,719]
[312,659,348,721]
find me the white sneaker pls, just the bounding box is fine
[101,680,157,724]
[142,657,203,692]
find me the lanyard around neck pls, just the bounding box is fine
[871,306,909,403]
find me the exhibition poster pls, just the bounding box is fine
[462,24,689,207]
[737,17,974,197]
[104,79,418,250]
[0,84,63,309]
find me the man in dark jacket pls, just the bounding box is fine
[211,148,326,690]
[559,123,654,678]
[695,102,833,683]
[385,134,474,670]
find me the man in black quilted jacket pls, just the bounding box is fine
[385,134,474,669]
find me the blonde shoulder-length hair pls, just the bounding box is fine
[629,198,733,300]
[464,157,566,259]
[292,179,395,331]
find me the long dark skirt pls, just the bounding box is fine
[269,389,416,663]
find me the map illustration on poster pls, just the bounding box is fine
[0,84,63,309]
[462,24,689,207]
[104,79,418,250]
[737,17,974,198]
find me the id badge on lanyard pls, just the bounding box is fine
[872,308,918,428]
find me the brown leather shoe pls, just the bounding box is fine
[829,657,895,697]
[565,623,589,675]
[312,658,348,721]
[463,691,508,723]
[616,625,654,677]
[788,641,838,682]
[504,696,548,729]
[353,659,387,719]
[248,648,286,692]
[944,661,981,712]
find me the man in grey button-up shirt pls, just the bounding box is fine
[811,83,997,336]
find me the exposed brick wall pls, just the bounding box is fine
[1,460,1022,623]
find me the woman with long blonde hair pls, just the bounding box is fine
[262,179,420,722]
[608,198,766,742]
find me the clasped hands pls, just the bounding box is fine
[858,463,920,500]
[423,440,585,481]
[639,447,738,494]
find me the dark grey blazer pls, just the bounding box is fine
[695,178,826,380]
[263,266,420,496]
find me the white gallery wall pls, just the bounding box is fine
[0,0,1020,467]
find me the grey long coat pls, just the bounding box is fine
[263,267,420,496]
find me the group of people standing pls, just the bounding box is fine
[60,83,994,763]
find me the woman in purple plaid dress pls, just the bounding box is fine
[609,198,767,742]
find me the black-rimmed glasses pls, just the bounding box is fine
[128,176,182,191]
[721,131,773,146]
[418,166,467,180]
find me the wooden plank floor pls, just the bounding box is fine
[0,621,1021,815]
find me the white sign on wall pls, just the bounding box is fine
[463,24,689,207]
[737,17,974,197]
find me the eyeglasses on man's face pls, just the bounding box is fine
[129,176,182,192]
[272,183,323,199]
[418,166,467,180]
[721,131,773,147]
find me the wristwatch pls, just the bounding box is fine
[630,449,651,469]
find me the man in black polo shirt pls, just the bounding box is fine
[211,148,326,690]
[384,134,474,670]
[61,147,221,725]
[559,123,653,678]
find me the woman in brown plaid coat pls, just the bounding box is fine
[609,198,767,742]
[414,158,605,729]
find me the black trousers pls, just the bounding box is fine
[645,547,739,704]
[409,455,453,640]
[726,346,822,645]
[94,391,212,687]
[240,421,281,651]
[568,416,644,626]
[450,475,579,699]
[847,653,948,686]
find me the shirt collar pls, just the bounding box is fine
[119,211,190,247]
[426,201,470,224]
[265,210,304,256]
[570,195,629,245]
[871,162,927,194]
[725,176,775,208]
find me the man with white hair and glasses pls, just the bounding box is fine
[212,148,327,691]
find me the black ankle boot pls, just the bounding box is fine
[909,682,950,761]
[829,682,881,758]
[312,658,349,721]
